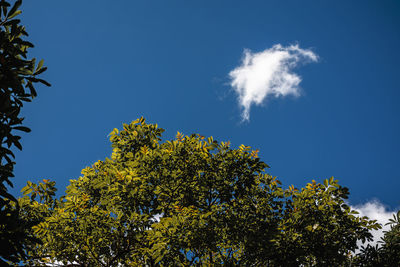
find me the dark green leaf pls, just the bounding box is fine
[3,19,20,26]
[12,138,22,150]
[7,0,21,19]
[34,66,47,75]
[12,126,31,132]
[36,78,51,87]
[0,1,11,7]
[1,4,7,17]
[27,82,37,97]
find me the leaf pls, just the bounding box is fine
[36,78,51,87]
[1,147,15,158]
[13,126,31,132]
[34,66,47,75]
[1,2,7,17]
[3,19,20,26]
[7,9,21,19]
[27,82,37,97]
[12,137,22,150]
[22,186,33,195]
[0,1,11,7]
[7,0,21,19]
[35,59,44,72]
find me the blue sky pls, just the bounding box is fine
[10,1,400,212]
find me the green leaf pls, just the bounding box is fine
[34,66,47,75]
[7,9,21,19]
[7,0,21,19]
[36,59,44,72]
[22,186,33,195]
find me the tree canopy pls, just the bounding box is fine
[0,1,399,266]
[0,0,50,264]
[354,211,400,267]
[18,118,383,266]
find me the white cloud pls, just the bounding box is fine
[351,200,397,248]
[229,44,318,121]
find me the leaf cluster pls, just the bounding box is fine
[17,118,387,266]
[353,211,400,266]
[0,0,50,264]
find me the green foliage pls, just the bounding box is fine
[354,210,400,266]
[0,0,50,264]
[274,179,380,266]
[380,211,400,265]
[0,1,395,265]
[18,118,382,266]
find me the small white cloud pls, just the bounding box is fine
[229,44,318,121]
[351,200,397,248]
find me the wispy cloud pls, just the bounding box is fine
[229,44,318,121]
[351,200,397,247]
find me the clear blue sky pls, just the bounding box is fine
[10,0,400,208]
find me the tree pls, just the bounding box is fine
[354,211,400,267]
[379,211,400,266]
[0,0,50,264]
[18,118,379,266]
[273,179,380,266]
